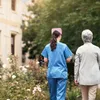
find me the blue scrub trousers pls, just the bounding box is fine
[47,78,67,100]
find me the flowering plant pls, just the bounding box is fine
[0,55,100,100]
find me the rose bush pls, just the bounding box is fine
[0,55,100,100]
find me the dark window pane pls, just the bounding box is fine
[11,0,16,11]
[11,35,15,55]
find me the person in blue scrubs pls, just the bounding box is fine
[41,28,72,100]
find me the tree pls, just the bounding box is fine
[22,0,100,58]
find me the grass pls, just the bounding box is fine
[96,89,100,100]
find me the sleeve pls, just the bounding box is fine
[64,45,73,59]
[41,46,48,58]
[97,47,100,70]
[74,49,80,81]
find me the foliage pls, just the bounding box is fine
[0,55,49,100]
[0,59,3,67]
[0,59,49,99]
[23,0,100,57]
[67,86,81,100]
[0,56,100,100]
[0,69,49,100]
[96,89,100,100]
[8,55,18,71]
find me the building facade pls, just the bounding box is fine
[0,0,24,65]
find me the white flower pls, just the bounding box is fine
[34,87,37,91]
[32,87,37,94]
[32,85,42,94]
[36,61,39,64]
[26,65,29,68]
[37,85,42,92]
[28,41,31,44]
[12,75,16,79]
[2,75,7,81]
[7,99,10,100]
[25,21,28,27]
[45,81,48,84]
[31,14,35,18]
[19,66,27,73]
[9,60,12,63]
[7,58,10,61]
[32,90,36,94]
[19,66,24,69]
[22,67,27,73]
[15,81,18,84]
[2,64,7,68]
[27,89,31,91]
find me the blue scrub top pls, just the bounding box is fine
[41,42,72,79]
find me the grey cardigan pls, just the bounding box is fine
[74,43,100,85]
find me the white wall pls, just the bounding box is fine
[0,0,24,65]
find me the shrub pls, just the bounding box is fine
[67,85,81,100]
[0,55,100,100]
[96,89,100,100]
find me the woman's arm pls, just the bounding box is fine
[44,58,48,63]
[66,54,74,63]
[74,52,80,85]
[66,57,72,63]
[97,47,100,70]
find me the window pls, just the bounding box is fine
[32,0,34,3]
[11,34,15,55]
[11,0,16,11]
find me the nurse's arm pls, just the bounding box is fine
[66,57,72,63]
[44,57,48,63]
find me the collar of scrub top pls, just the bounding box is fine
[51,28,62,35]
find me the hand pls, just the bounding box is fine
[66,57,72,63]
[74,80,79,86]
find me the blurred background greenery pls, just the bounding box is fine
[22,0,100,89]
[22,0,100,58]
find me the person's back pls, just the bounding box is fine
[44,42,72,78]
[74,29,100,100]
[42,28,72,100]
[77,43,100,85]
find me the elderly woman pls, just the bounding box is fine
[74,29,100,100]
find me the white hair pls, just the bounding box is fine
[82,29,93,43]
